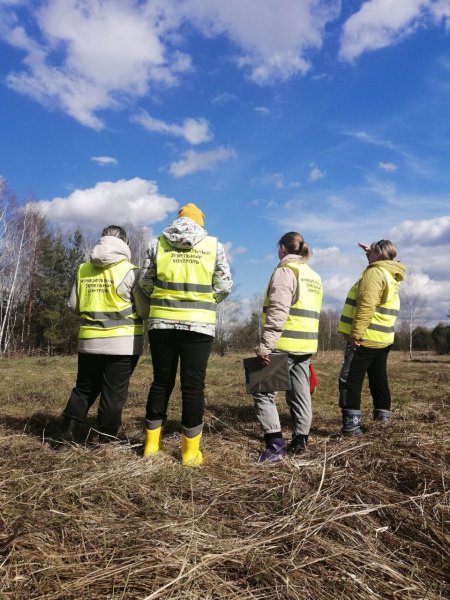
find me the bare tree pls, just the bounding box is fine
[214,292,245,356]
[125,223,152,267]
[400,273,426,359]
[0,204,31,353]
[318,309,341,353]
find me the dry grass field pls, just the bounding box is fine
[0,351,449,599]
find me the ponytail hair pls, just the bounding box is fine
[278,231,311,260]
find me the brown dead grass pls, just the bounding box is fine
[0,351,448,599]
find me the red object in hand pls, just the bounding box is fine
[309,363,319,393]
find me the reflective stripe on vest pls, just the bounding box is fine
[262,262,323,353]
[338,267,400,344]
[78,260,143,339]
[150,236,218,324]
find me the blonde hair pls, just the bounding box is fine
[278,232,312,260]
[371,239,397,260]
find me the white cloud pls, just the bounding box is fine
[91,156,118,166]
[0,0,341,126]
[310,246,355,269]
[339,0,450,63]
[132,110,213,145]
[345,130,433,177]
[263,172,301,189]
[1,0,191,128]
[389,215,450,246]
[3,0,450,128]
[322,274,356,303]
[212,92,238,104]
[255,106,271,115]
[223,241,248,264]
[169,146,236,177]
[398,270,450,323]
[36,178,178,231]
[413,251,450,280]
[388,215,450,323]
[308,163,326,182]
[429,0,450,26]
[345,129,399,151]
[378,161,398,172]
[177,0,341,84]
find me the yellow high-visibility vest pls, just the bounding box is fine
[263,262,323,353]
[150,236,218,324]
[338,266,400,344]
[78,260,143,339]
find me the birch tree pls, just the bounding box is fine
[214,293,245,356]
[0,201,32,354]
[400,273,426,359]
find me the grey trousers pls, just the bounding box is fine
[253,353,312,436]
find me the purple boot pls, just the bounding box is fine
[257,433,286,464]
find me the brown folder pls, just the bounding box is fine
[243,353,292,394]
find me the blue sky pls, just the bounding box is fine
[1,0,450,324]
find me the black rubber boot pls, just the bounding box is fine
[61,417,78,441]
[98,429,119,444]
[54,417,78,451]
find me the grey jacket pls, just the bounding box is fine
[69,236,150,355]
[139,217,233,337]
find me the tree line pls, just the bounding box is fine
[1,180,449,356]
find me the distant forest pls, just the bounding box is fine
[1,180,449,356]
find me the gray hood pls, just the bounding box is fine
[90,236,131,267]
[162,217,207,249]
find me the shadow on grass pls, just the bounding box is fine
[408,358,448,364]
[206,402,335,440]
[0,411,62,439]
[1,401,337,454]
[0,412,148,453]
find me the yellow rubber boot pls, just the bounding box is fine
[143,426,162,457]
[181,432,203,466]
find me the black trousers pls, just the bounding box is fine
[146,329,213,429]
[63,353,139,434]
[338,344,392,411]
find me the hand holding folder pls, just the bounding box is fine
[243,354,319,394]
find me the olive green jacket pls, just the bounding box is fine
[351,260,406,348]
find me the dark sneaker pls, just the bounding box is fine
[288,434,308,454]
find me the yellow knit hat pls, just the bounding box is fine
[178,203,204,226]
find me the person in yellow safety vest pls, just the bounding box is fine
[57,225,149,449]
[337,239,405,436]
[139,203,232,466]
[253,231,323,463]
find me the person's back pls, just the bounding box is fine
[75,233,144,355]
[139,203,232,465]
[337,239,405,436]
[58,225,148,448]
